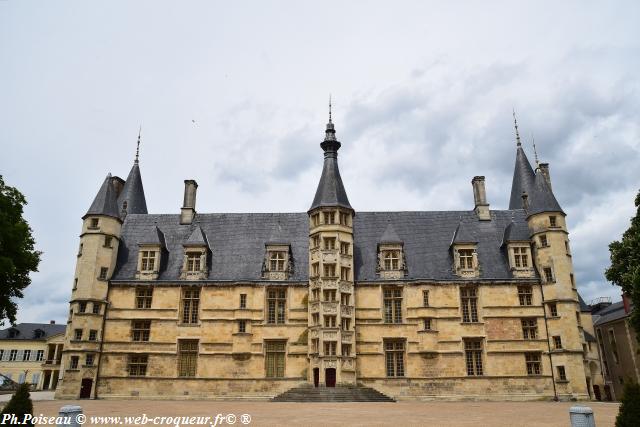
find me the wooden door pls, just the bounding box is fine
[79,378,92,399]
[325,368,336,387]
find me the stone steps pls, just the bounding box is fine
[272,385,395,402]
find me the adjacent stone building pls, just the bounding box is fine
[592,296,639,400]
[0,322,66,390]
[56,113,596,400]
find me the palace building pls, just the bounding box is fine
[55,111,601,400]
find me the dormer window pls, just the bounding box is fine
[505,244,535,278]
[383,251,400,270]
[33,329,45,339]
[141,251,157,272]
[186,252,201,271]
[8,328,19,338]
[377,244,406,280]
[269,252,286,271]
[263,244,291,280]
[513,247,529,268]
[453,244,479,278]
[137,246,162,280]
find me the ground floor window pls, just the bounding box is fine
[265,340,286,378]
[178,340,198,377]
[384,340,405,377]
[129,355,148,376]
[525,352,541,375]
[464,339,483,376]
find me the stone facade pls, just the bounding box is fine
[55,114,598,401]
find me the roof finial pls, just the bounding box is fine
[531,134,540,167]
[135,125,141,164]
[328,94,332,124]
[513,109,521,147]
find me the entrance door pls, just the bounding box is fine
[325,368,336,387]
[313,368,319,387]
[79,378,93,399]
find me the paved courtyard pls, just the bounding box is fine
[25,400,619,427]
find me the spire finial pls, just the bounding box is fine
[531,134,540,167]
[513,109,521,147]
[328,94,332,124]
[135,125,141,164]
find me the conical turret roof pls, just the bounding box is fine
[117,162,147,217]
[509,146,536,209]
[527,171,564,216]
[84,174,121,220]
[309,106,352,212]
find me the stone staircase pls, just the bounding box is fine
[272,384,395,402]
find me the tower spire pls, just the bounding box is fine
[328,94,332,124]
[531,134,540,168]
[135,126,141,164]
[513,109,522,147]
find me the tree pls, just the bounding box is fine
[616,381,640,427]
[606,189,640,336]
[0,176,41,325]
[0,383,34,425]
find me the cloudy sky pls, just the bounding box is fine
[1,1,639,323]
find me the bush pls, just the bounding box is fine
[0,383,34,425]
[616,381,640,427]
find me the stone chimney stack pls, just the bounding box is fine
[180,180,198,225]
[472,176,490,220]
[539,163,552,191]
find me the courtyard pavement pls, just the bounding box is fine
[24,400,619,427]
[0,390,54,402]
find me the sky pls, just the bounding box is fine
[1,1,639,324]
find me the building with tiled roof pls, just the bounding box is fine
[56,111,597,401]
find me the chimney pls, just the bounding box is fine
[110,176,125,198]
[180,180,198,225]
[471,176,490,220]
[49,320,55,325]
[622,293,631,314]
[521,191,529,210]
[539,163,552,191]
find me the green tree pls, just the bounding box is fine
[616,381,640,427]
[606,189,640,336]
[0,176,41,325]
[0,383,34,425]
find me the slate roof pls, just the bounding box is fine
[0,323,66,340]
[527,172,564,216]
[379,222,402,244]
[578,293,591,312]
[509,146,536,209]
[184,226,208,247]
[451,219,478,245]
[117,162,148,216]
[593,301,631,327]
[84,174,121,219]
[139,226,166,246]
[112,213,309,282]
[112,209,533,283]
[502,220,530,244]
[584,330,597,343]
